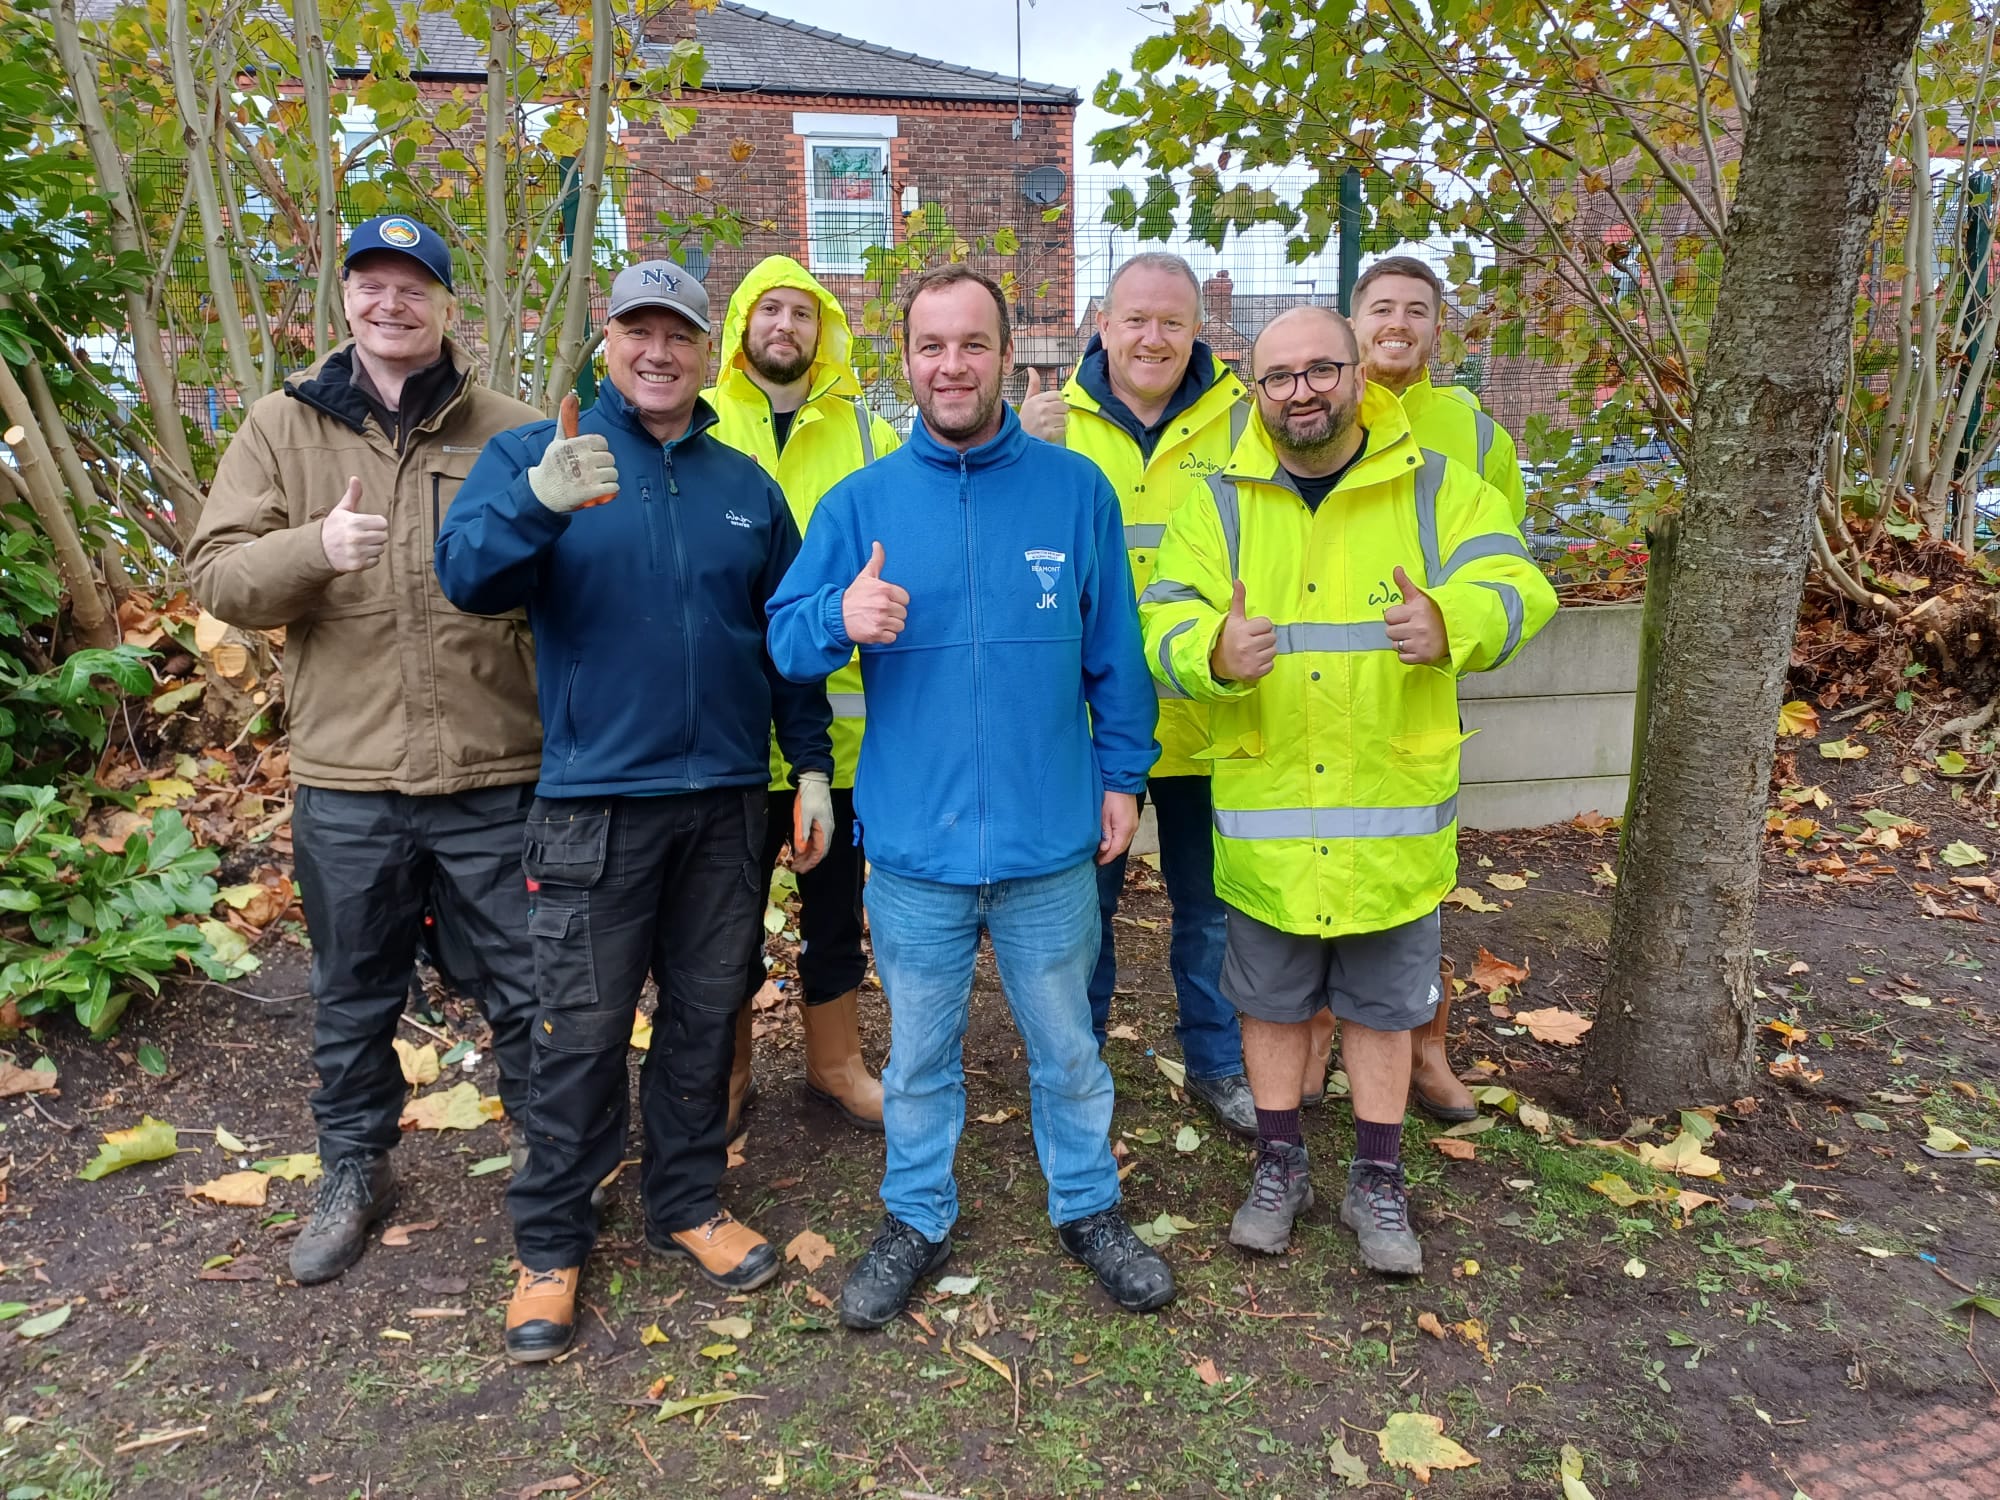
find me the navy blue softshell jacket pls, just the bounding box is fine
[434,381,834,798]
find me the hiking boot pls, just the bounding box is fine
[1057,1209,1176,1313]
[289,1153,398,1284]
[839,1215,952,1330]
[649,1210,779,1292]
[504,1265,579,1363]
[1301,1010,1338,1107]
[1229,1139,1314,1254]
[1340,1161,1423,1276]
[801,990,884,1129]
[1184,1071,1257,1137]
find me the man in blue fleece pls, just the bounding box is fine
[435,260,836,1363]
[768,264,1174,1326]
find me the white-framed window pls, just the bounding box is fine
[805,136,892,276]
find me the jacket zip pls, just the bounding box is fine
[959,450,989,882]
[640,478,661,571]
[662,445,699,782]
[560,659,581,767]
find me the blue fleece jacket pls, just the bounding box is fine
[767,403,1159,885]
[434,382,833,798]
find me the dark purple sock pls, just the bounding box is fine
[1255,1107,1303,1147]
[1353,1116,1403,1166]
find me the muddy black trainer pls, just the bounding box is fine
[1057,1208,1176,1313]
[840,1215,951,1329]
[289,1153,398,1284]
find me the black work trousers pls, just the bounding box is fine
[292,783,536,1165]
[751,786,868,1006]
[508,788,767,1269]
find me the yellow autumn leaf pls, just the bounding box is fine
[187,1170,270,1206]
[640,1324,669,1345]
[630,1014,653,1050]
[1443,885,1502,913]
[252,1153,322,1181]
[1636,1130,1722,1179]
[399,1081,488,1132]
[77,1116,179,1180]
[1818,738,1868,761]
[958,1338,1016,1386]
[1377,1411,1479,1483]
[1486,872,1528,891]
[1776,700,1819,737]
[1925,1123,1971,1153]
[136,777,197,810]
[393,1039,440,1087]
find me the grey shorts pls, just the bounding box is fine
[1220,905,1443,1031]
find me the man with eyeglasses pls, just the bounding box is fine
[1140,306,1553,1274]
[189,214,543,1287]
[1018,252,1255,1139]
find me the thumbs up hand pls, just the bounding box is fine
[528,393,620,513]
[1382,564,1448,665]
[842,541,910,645]
[1210,577,1277,682]
[1018,365,1069,444]
[320,475,390,573]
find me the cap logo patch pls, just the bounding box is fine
[640,267,681,290]
[380,217,421,248]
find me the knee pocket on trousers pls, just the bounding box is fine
[530,899,601,1010]
[534,1001,631,1055]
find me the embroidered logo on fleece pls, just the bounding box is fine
[1026,549,1066,611]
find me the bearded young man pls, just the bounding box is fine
[1140,306,1553,1275]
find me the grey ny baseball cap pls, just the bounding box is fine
[606,260,710,331]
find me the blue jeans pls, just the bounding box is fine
[866,860,1120,1242]
[1091,775,1243,1081]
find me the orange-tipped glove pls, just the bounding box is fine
[529,393,620,513]
[791,770,834,874]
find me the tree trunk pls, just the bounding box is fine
[483,0,518,392]
[0,361,116,648]
[545,0,615,409]
[294,0,348,356]
[1586,0,1927,1110]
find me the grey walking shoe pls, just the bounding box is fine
[1340,1160,1423,1276]
[289,1153,399,1284]
[1184,1071,1258,1138]
[1229,1139,1314,1254]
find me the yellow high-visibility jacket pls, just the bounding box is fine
[1059,352,1248,777]
[1396,371,1527,529]
[1140,384,1555,937]
[704,255,900,791]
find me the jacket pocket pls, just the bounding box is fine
[430,610,543,768]
[1195,694,1265,762]
[525,807,610,1022]
[1387,728,1475,798]
[427,452,481,544]
[285,609,408,774]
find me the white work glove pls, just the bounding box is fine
[791,770,835,875]
[529,393,619,513]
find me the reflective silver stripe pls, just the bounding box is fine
[828,692,866,718]
[1156,675,1190,701]
[1140,577,1202,606]
[1414,449,1448,582]
[855,401,875,465]
[1272,621,1394,654]
[1229,400,1248,449]
[1213,797,1459,841]
[1473,410,1496,477]
[1440,531,1530,580]
[1206,471,1242,581]
[1157,617,1198,699]
[1475,579,1525,665]
[1125,523,1167,549]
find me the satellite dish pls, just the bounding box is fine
[1021,166,1068,205]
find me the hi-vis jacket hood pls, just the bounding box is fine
[1139,383,1554,938]
[704,255,900,791]
[1396,371,1527,529]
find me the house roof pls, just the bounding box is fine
[668,3,1076,104]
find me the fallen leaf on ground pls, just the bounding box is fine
[1377,1411,1479,1483]
[418,1275,469,1295]
[196,1258,264,1281]
[1467,949,1529,994]
[252,1154,321,1181]
[974,1108,1021,1125]
[1588,1173,1664,1208]
[1925,1123,1971,1153]
[1134,1212,1198,1246]
[15,1304,72,1339]
[1636,1131,1722,1179]
[629,1014,652,1050]
[1443,886,1502,913]
[1432,1137,1477,1161]
[394,1039,440,1087]
[641,1323,668,1345]
[1515,1007,1592,1046]
[380,1219,442,1247]
[399,1082,488,1132]
[1155,1054,1187,1088]
[1486,872,1528,891]
[1193,1356,1223,1385]
[1765,1019,1808,1044]
[959,1338,1015,1385]
[1106,1024,1140,1041]
[1623,1256,1647,1278]
[1443,1115,1496,1137]
[1517,1102,1552,1135]
[934,1275,981,1297]
[187,1171,269,1207]
[706,1316,752,1340]
[726,1132,749,1170]
[516,1478,581,1499]
[1818,738,1868,761]
[1942,841,1988,867]
[213,1125,247,1153]
[1174,1125,1202,1153]
[1417,1311,1447,1340]
[1777,700,1819,737]
[1328,1437,1371,1487]
[1852,1112,1890,1132]
[468,1155,512,1177]
[698,1342,736,1358]
[656,1390,762,1422]
[0,1060,57,1098]
[77,1116,179,1180]
[784,1229,835,1272]
[1561,1443,1600,1500]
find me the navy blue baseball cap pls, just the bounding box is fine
[343,215,453,292]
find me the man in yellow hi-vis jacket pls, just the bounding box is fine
[704,255,900,1132]
[1140,306,1553,1274]
[1019,252,1256,1137]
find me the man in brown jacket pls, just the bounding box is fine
[188,215,543,1284]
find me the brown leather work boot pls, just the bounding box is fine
[1300,1009,1338,1107]
[1411,958,1478,1123]
[651,1209,781,1291]
[504,1264,579,1364]
[801,989,884,1129]
[726,1003,756,1140]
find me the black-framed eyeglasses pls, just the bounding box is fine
[1254,361,1349,400]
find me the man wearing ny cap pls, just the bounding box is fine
[436,259,835,1363]
[188,215,544,1286]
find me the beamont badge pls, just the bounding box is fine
[1026,549,1066,610]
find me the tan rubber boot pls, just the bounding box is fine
[726,1003,756,1140]
[801,989,884,1129]
[504,1264,580,1363]
[1411,958,1478,1122]
[1300,1009,1338,1107]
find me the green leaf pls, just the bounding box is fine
[656,1389,761,1422]
[0,1302,30,1320]
[1941,841,1988,868]
[76,1115,178,1180]
[14,1304,71,1340]
[467,1155,512,1176]
[1954,1294,2000,1319]
[1937,751,1970,775]
[135,1042,167,1077]
[1895,690,1914,712]
[1174,1125,1201,1153]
